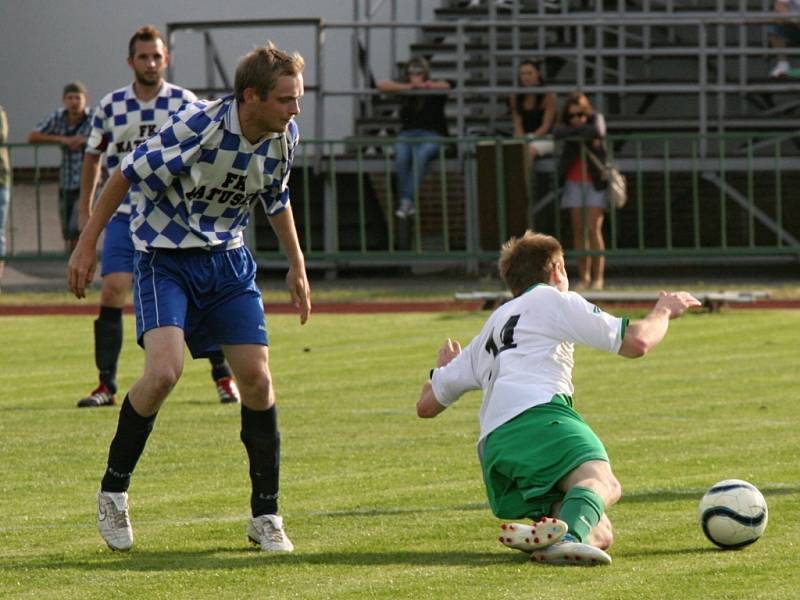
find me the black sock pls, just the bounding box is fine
[100,395,157,493]
[240,404,280,516]
[95,306,123,394]
[209,351,232,381]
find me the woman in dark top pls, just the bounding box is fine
[377,56,451,219]
[509,60,557,161]
[553,92,608,290]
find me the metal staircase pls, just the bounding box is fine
[356,0,800,153]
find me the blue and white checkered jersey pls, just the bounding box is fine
[87,81,197,216]
[121,95,295,251]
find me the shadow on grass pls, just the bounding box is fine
[621,485,800,504]
[3,548,521,573]
[313,502,488,518]
[620,546,725,559]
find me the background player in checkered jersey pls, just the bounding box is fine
[417,231,700,565]
[68,41,310,553]
[76,25,241,407]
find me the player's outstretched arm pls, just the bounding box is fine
[67,169,131,298]
[619,291,701,358]
[417,338,461,418]
[268,205,311,324]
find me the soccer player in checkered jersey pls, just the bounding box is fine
[76,25,241,408]
[417,231,700,565]
[68,41,310,553]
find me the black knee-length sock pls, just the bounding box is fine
[95,306,123,393]
[100,395,158,493]
[208,351,232,381]
[240,404,280,516]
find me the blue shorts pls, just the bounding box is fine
[101,212,135,276]
[132,246,267,359]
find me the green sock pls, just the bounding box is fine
[559,486,605,543]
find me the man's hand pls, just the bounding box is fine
[437,338,461,368]
[64,136,87,151]
[67,238,97,299]
[286,265,311,325]
[654,290,702,319]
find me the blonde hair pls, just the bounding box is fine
[498,230,563,297]
[234,41,305,102]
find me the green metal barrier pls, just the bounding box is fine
[0,142,68,261]
[3,133,799,268]
[253,131,800,267]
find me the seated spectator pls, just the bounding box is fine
[768,0,800,78]
[28,81,92,251]
[377,57,451,219]
[553,92,608,291]
[509,59,557,161]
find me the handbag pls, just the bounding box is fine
[586,148,628,209]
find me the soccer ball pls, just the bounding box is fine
[698,479,768,549]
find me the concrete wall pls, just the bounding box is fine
[0,0,435,166]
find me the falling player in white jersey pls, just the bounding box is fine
[417,230,700,565]
[76,25,240,407]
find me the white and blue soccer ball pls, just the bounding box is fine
[698,479,768,549]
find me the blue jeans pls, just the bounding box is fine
[0,186,9,257]
[769,22,800,46]
[394,129,441,205]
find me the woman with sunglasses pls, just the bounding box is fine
[377,56,451,219]
[554,93,608,290]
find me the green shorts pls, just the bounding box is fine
[480,395,609,520]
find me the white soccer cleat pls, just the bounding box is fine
[499,517,568,552]
[394,199,416,219]
[97,490,133,551]
[529,533,612,566]
[770,60,791,79]
[215,376,240,404]
[247,514,294,552]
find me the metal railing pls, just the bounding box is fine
[3,133,798,267]
[250,130,800,269]
[166,9,800,150]
[0,142,66,261]
[334,11,800,144]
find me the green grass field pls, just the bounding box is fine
[1,308,798,599]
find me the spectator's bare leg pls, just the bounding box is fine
[586,206,606,290]
[569,207,591,288]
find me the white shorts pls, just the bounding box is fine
[529,139,555,157]
[561,180,607,210]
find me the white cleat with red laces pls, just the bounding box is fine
[529,533,612,566]
[216,376,240,404]
[498,517,568,552]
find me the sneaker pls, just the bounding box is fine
[247,514,294,552]
[770,60,790,79]
[216,376,240,404]
[97,490,133,551]
[529,533,612,566]
[77,384,117,408]
[499,517,568,552]
[394,199,416,219]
